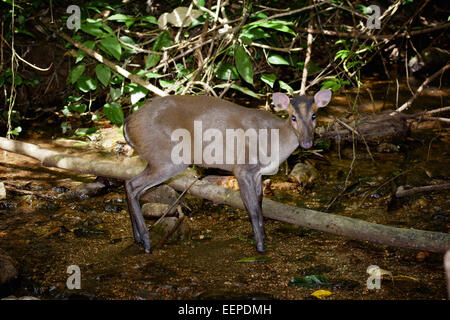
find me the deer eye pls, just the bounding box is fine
[292,115,297,121]
[312,113,317,120]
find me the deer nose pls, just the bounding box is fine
[300,141,313,149]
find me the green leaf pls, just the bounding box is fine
[13,75,22,85]
[215,62,239,80]
[153,31,173,51]
[130,85,148,104]
[334,49,351,61]
[101,24,116,37]
[267,53,290,66]
[66,95,83,103]
[110,87,122,101]
[236,256,271,263]
[356,5,372,15]
[110,73,124,85]
[120,36,138,54]
[67,64,86,84]
[80,20,105,37]
[100,36,122,61]
[69,103,87,114]
[140,16,158,25]
[95,64,111,87]
[250,12,268,19]
[234,45,253,86]
[24,77,40,87]
[9,126,22,136]
[158,79,175,88]
[14,28,35,38]
[76,41,95,63]
[145,54,161,69]
[74,127,98,137]
[61,122,71,134]
[335,39,347,46]
[61,106,71,116]
[143,72,165,79]
[260,73,277,88]
[76,76,97,92]
[278,80,293,95]
[176,63,193,78]
[107,14,136,28]
[240,27,271,41]
[246,19,295,36]
[104,102,124,125]
[288,275,329,288]
[321,78,340,91]
[214,83,260,99]
[321,78,349,92]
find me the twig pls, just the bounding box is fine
[300,1,314,95]
[326,130,356,211]
[3,183,54,200]
[250,42,303,52]
[395,183,450,198]
[149,178,198,230]
[391,64,450,115]
[1,36,53,71]
[423,106,450,115]
[253,1,331,24]
[332,117,375,162]
[422,116,450,123]
[293,22,450,40]
[155,206,185,248]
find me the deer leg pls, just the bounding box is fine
[235,167,265,253]
[125,164,186,253]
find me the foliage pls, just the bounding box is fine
[0,0,448,134]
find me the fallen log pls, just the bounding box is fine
[317,112,409,144]
[0,137,449,253]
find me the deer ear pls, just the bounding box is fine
[272,92,290,111]
[314,89,332,108]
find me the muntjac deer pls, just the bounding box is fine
[123,90,332,253]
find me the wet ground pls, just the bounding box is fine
[0,126,449,300]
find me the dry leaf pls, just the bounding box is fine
[311,290,332,299]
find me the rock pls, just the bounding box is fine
[68,177,121,200]
[69,182,106,200]
[140,185,179,205]
[141,185,180,217]
[152,217,190,240]
[376,143,399,153]
[51,186,70,193]
[289,162,318,186]
[0,250,18,285]
[341,148,372,160]
[73,217,108,238]
[142,202,177,218]
[0,201,17,210]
